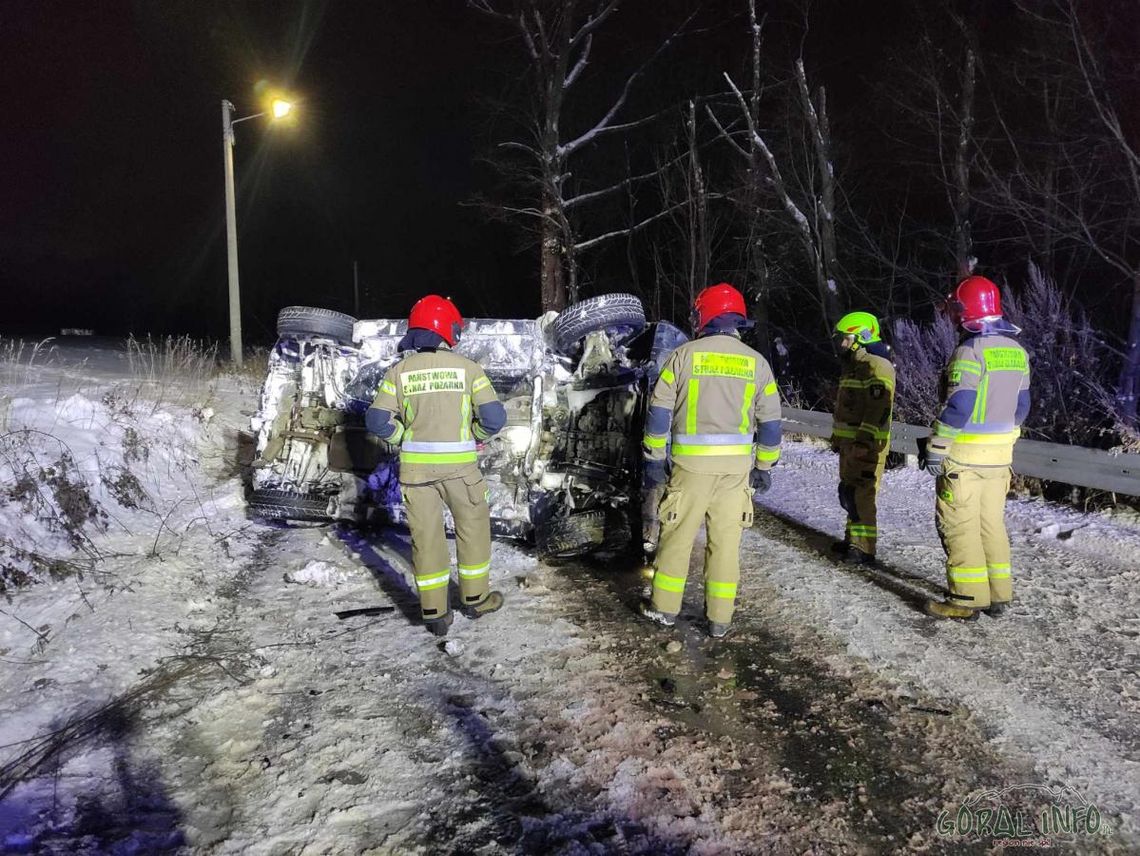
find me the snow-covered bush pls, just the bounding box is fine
[890,313,958,425]
[889,263,1135,450]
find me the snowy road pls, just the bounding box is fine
[1,355,1138,853]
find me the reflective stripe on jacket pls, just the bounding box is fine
[369,349,501,483]
[643,333,781,475]
[929,333,1031,466]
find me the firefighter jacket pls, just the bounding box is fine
[830,344,896,451]
[368,348,504,484]
[643,333,782,475]
[928,329,1031,467]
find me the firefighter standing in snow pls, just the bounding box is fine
[367,295,507,636]
[640,283,782,638]
[829,311,896,565]
[921,276,1031,620]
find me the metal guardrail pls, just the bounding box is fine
[782,407,1140,497]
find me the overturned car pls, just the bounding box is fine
[248,294,687,557]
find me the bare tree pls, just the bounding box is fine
[471,0,693,311]
[708,1,842,336]
[962,0,1140,426]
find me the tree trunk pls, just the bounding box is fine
[1116,270,1140,427]
[540,189,568,312]
[953,46,976,276]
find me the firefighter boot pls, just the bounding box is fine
[983,601,1009,618]
[924,599,979,621]
[829,540,850,558]
[425,610,454,637]
[842,547,875,566]
[463,590,504,620]
[708,621,731,639]
[639,600,677,628]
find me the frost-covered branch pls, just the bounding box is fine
[573,200,692,252]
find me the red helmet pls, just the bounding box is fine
[946,275,1002,327]
[693,282,747,332]
[408,294,463,346]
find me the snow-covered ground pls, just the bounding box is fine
[0,345,1137,854]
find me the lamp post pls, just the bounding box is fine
[221,97,293,366]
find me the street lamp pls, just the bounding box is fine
[221,97,295,366]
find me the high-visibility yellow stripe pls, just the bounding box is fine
[674,444,753,457]
[763,381,778,396]
[972,375,990,423]
[857,423,890,439]
[380,380,397,396]
[932,420,960,438]
[755,448,780,462]
[643,434,667,449]
[954,429,1020,445]
[652,571,687,593]
[458,561,490,578]
[415,570,451,591]
[686,379,699,434]
[388,422,405,444]
[949,566,988,583]
[948,359,982,375]
[832,426,857,438]
[400,451,479,464]
[987,563,1012,579]
[705,580,738,599]
[660,367,675,384]
[460,394,471,441]
[472,376,491,393]
[739,381,755,434]
[839,377,896,392]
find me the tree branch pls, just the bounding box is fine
[573,200,693,252]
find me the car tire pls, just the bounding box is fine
[551,293,646,355]
[535,509,629,558]
[276,306,357,345]
[248,488,333,523]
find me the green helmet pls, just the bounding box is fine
[834,311,882,345]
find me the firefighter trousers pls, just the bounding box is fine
[650,468,754,624]
[838,441,888,557]
[402,470,492,619]
[935,461,1012,609]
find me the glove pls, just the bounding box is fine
[642,459,667,489]
[920,447,946,477]
[749,468,772,495]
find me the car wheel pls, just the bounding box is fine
[276,306,358,345]
[535,509,629,558]
[551,293,646,355]
[248,488,334,522]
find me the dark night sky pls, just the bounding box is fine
[1,0,539,340]
[0,0,938,342]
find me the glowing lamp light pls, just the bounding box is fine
[271,99,293,119]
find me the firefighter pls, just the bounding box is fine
[640,283,782,638]
[367,295,507,636]
[920,276,1031,620]
[829,311,896,565]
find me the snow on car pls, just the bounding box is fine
[248,294,688,557]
